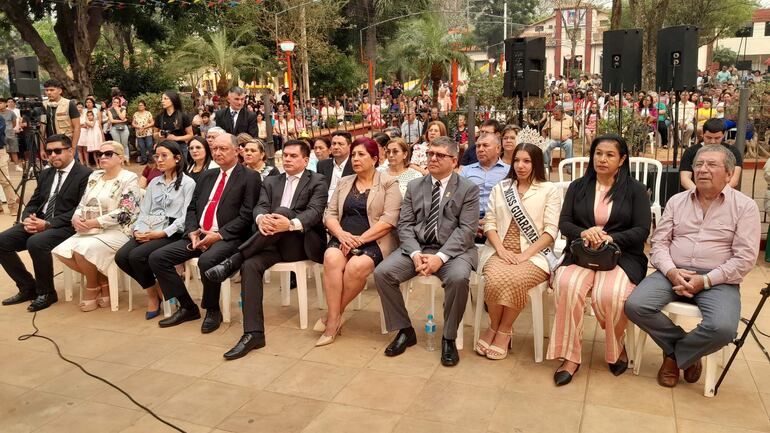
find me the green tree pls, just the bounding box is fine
[309,50,367,98]
[472,0,537,58]
[712,46,740,67]
[384,14,471,105]
[165,29,270,97]
[90,52,176,101]
[666,0,758,47]
[0,0,217,98]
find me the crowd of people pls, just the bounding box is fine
[0,71,761,392]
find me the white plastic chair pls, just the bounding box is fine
[184,257,232,323]
[379,275,473,350]
[633,301,729,397]
[647,131,656,155]
[558,156,589,183]
[266,260,323,330]
[629,157,663,230]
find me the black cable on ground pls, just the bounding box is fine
[740,317,770,363]
[18,310,187,433]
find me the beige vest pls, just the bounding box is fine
[49,97,74,137]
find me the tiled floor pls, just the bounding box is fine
[0,164,769,432]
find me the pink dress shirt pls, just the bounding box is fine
[650,185,760,286]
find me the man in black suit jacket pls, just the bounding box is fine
[149,133,261,333]
[1,135,91,311]
[316,131,353,199]
[214,86,259,138]
[205,140,328,359]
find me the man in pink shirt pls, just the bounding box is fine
[625,145,760,389]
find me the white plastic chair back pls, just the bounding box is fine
[629,157,663,210]
[558,157,590,183]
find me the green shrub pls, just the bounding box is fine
[597,108,651,156]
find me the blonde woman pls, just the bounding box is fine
[53,141,141,312]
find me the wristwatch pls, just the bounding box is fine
[289,219,297,231]
[44,221,52,230]
[703,275,711,290]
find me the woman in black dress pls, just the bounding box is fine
[317,137,403,346]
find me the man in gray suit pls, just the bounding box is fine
[374,136,480,366]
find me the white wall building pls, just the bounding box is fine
[697,9,770,72]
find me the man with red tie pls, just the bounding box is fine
[149,133,261,333]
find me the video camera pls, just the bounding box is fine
[17,98,45,129]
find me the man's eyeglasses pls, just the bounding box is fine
[426,151,453,160]
[95,150,117,159]
[45,147,71,155]
[693,161,725,170]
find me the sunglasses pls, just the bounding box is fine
[95,150,118,159]
[45,147,71,155]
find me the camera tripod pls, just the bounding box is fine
[13,126,44,224]
[714,282,770,395]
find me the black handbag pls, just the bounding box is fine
[569,239,621,271]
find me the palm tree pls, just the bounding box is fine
[385,14,471,105]
[166,29,270,97]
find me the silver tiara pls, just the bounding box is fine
[515,127,546,151]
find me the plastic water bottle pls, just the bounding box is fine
[425,314,437,352]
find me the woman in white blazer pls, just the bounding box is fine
[476,142,561,360]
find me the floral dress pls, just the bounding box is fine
[52,170,141,274]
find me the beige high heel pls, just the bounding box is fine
[315,322,343,347]
[486,330,513,360]
[96,283,110,308]
[80,287,101,312]
[475,328,497,356]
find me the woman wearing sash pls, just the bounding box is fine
[547,134,650,386]
[476,139,561,360]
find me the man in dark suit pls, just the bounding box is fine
[316,131,353,200]
[374,136,480,367]
[205,139,328,359]
[1,135,91,311]
[149,133,261,333]
[214,86,259,138]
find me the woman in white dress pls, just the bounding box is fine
[53,141,141,312]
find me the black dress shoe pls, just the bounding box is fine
[223,332,266,360]
[158,307,201,328]
[204,255,241,284]
[441,338,460,367]
[384,327,417,357]
[27,293,58,312]
[609,359,629,376]
[3,291,35,306]
[554,363,580,386]
[201,309,223,334]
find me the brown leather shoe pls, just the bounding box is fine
[683,358,702,383]
[657,355,680,387]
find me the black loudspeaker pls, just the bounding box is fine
[7,56,40,97]
[601,29,643,93]
[656,26,698,91]
[503,37,545,97]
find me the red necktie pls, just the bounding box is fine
[202,171,227,231]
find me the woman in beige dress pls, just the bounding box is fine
[477,142,561,360]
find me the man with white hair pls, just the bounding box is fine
[625,145,760,389]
